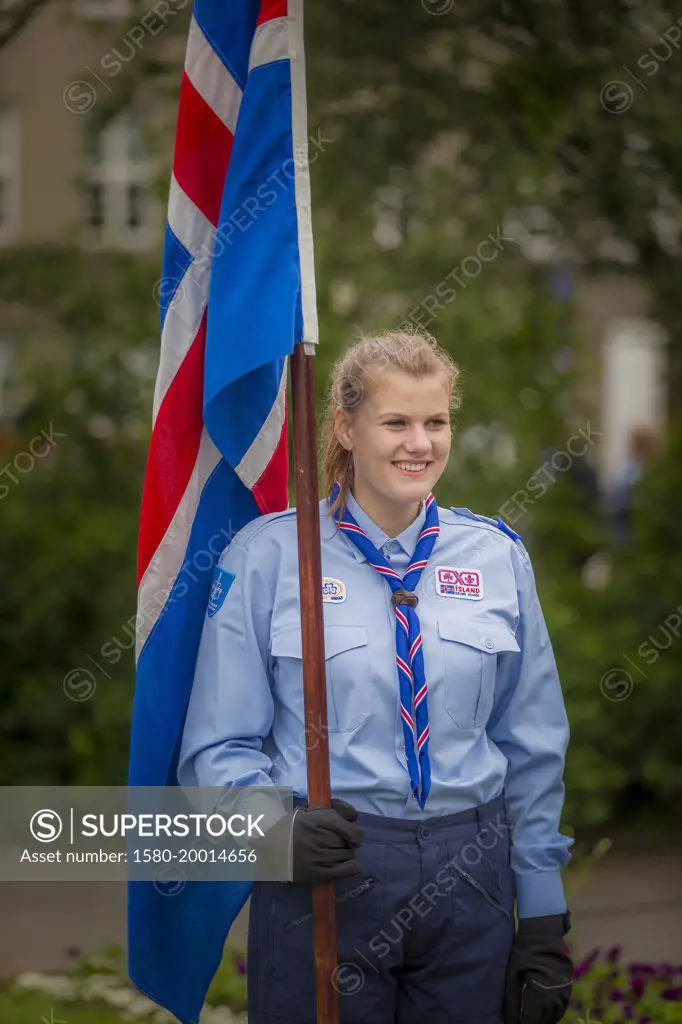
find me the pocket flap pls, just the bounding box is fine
[324,625,368,659]
[270,625,303,659]
[437,619,520,655]
[271,624,368,660]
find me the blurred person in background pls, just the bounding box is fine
[604,426,659,543]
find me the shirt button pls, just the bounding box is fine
[484,639,495,650]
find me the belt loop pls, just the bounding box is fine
[475,804,485,832]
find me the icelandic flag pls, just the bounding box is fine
[128,1,318,1020]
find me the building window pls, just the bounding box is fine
[86,182,105,229]
[82,109,158,249]
[0,106,20,246]
[126,183,142,229]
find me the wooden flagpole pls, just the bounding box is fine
[290,341,341,1024]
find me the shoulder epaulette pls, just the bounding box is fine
[493,516,522,542]
[449,506,523,543]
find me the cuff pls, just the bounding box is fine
[515,869,567,919]
[240,787,292,835]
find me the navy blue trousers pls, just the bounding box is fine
[247,794,515,1023]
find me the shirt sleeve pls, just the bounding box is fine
[177,537,289,831]
[486,539,573,919]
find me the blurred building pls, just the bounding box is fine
[0,0,182,421]
[0,1,670,482]
[577,278,667,491]
[506,210,668,492]
[0,0,172,253]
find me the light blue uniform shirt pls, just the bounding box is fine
[178,493,573,918]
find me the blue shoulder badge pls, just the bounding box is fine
[207,566,235,617]
[493,516,523,542]
[449,506,523,542]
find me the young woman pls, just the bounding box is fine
[178,330,574,1024]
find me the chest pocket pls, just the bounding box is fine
[270,624,370,734]
[437,619,520,729]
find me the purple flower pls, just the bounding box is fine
[638,1016,651,1024]
[661,986,682,1000]
[628,963,657,976]
[610,988,625,1002]
[576,949,600,976]
[623,1008,633,1021]
[607,944,622,963]
[630,976,646,1000]
[232,952,247,976]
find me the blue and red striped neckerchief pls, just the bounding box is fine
[330,484,441,809]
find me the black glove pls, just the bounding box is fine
[290,798,364,884]
[503,914,573,1024]
[253,798,364,884]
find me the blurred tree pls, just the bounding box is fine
[0,248,158,784]
[303,0,682,410]
[0,0,52,52]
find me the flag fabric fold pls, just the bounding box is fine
[128,1,317,1019]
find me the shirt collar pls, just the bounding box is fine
[340,490,427,562]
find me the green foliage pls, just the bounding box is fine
[205,951,248,1014]
[0,248,158,786]
[305,1,682,403]
[0,991,127,1024]
[590,423,682,806]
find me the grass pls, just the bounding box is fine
[0,989,127,1024]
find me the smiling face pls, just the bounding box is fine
[333,367,452,534]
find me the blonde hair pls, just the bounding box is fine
[320,328,461,516]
